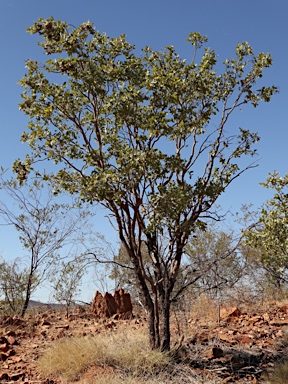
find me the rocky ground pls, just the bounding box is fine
[1,300,288,383]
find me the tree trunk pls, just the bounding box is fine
[21,272,33,317]
[147,290,170,351]
[158,287,171,351]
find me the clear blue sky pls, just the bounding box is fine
[0,0,287,301]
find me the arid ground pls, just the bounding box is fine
[1,297,288,383]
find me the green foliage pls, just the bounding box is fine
[110,243,149,291]
[0,258,39,316]
[184,225,243,295]
[244,172,288,287]
[51,259,85,317]
[111,224,243,300]
[17,17,277,235]
[0,175,91,316]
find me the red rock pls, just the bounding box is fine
[279,304,288,313]
[239,336,254,345]
[218,333,236,344]
[204,346,224,359]
[249,315,262,324]
[104,292,118,316]
[9,355,22,363]
[7,336,17,345]
[91,289,133,318]
[270,319,288,326]
[220,307,241,322]
[276,329,283,338]
[114,288,133,316]
[0,344,9,353]
[0,372,9,380]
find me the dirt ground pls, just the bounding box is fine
[1,300,288,383]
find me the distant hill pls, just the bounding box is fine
[28,300,65,310]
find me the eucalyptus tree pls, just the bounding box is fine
[51,259,85,318]
[15,17,277,349]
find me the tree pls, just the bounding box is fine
[0,258,38,315]
[16,17,277,350]
[51,259,85,317]
[0,176,90,317]
[184,224,243,297]
[111,224,243,299]
[244,172,288,289]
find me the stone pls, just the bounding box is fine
[239,335,254,345]
[204,346,224,359]
[220,307,241,322]
[0,373,9,380]
[7,335,17,345]
[270,319,288,326]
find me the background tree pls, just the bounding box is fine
[0,176,90,317]
[16,17,277,350]
[51,259,85,317]
[244,172,288,290]
[181,224,243,299]
[0,258,38,316]
[111,224,243,300]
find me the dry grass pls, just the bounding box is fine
[189,294,220,326]
[38,330,171,382]
[37,327,222,383]
[266,363,288,384]
[77,365,221,384]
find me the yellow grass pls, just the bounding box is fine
[266,363,288,384]
[38,330,171,382]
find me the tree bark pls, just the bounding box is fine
[158,288,171,351]
[21,271,33,317]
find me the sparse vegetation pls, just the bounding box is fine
[38,331,171,382]
[37,327,224,383]
[267,363,288,384]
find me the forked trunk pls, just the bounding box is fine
[146,286,171,351]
